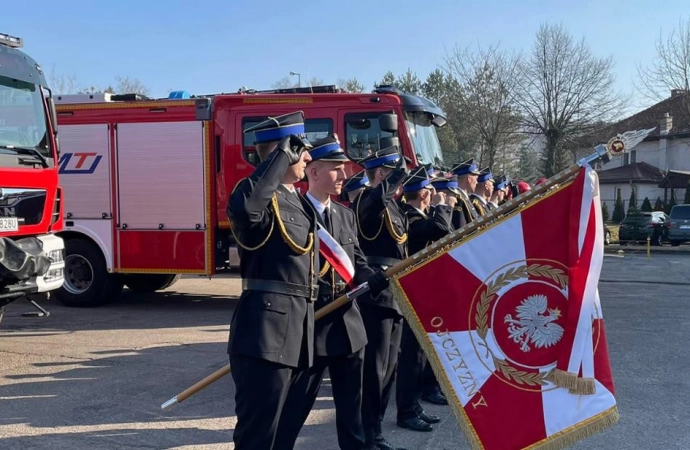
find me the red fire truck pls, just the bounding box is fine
[0,32,65,323]
[53,85,447,307]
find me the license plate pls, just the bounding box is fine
[680,225,690,229]
[0,217,19,232]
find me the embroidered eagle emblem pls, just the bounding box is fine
[504,295,564,352]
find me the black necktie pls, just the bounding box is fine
[323,207,331,233]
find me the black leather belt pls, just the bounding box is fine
[366,256,402,269]
[242,279,317,300]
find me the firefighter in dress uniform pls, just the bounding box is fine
[395,166,454,432]
[490,175,509,208]
[451,159,482,222]
[339,169,369,205]
[470,168,494,216]
[351,146,409,450]
[274,136,388,450]
[431,174,468,231]
[226,111,319,450]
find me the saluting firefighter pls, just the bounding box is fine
[490,175,508,208]
[226,111,319,450]
[351,146,409,450]
[430,174,468,230]
[274,136,389,450]
[395,166,454,433]
[451,159,481,222]
[339,169,369,204]
[470,168,494,216]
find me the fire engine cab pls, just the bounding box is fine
[53,85,447,307]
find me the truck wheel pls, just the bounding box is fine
[54,238,124,307]
[124,274,180,293]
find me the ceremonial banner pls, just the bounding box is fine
[317,223,355,284]
[391,165,618,450]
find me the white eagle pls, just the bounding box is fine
[503,295,564,353]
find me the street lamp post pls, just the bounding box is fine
[289,71,301,88]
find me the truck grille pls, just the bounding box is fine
[0,188,46,226]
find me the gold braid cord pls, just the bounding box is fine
[318,261,331,278]
[384,208,408,244]
[356,196,384,242]
[475,264,568,387]
[271,194,314,255]
[229,179,274,252]
[472,198,486,216]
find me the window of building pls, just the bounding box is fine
[623,153,629,165]
[630,150,637,163]
[241,117,333,166]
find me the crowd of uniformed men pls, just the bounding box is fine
[225,111,516,450]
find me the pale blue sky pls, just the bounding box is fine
[5,0,689,114]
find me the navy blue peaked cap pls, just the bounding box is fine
[452,159,481,177]
[402,166,431,193]
[358,145,402,170]
[431,174,462,195]
[343,170,369,193]
[244,111,306,144]
[309,135,349,162]
[478,168,494,183]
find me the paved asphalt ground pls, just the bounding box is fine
[1,251,690,449]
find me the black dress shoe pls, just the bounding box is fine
[396,416,433,432]
[421,391,448,405]
[418,410,441,424]
[374,435,409,449]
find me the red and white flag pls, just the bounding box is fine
[317,224,355,285]
[390,165,618,450]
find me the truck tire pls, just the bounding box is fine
[54,238,124,307]
[124,274,180,293]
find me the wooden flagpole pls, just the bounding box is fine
[160,146,611,411]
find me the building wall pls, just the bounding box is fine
[597,137,690,172]
[600,183,666,216]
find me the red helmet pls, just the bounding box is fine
[517,181,531,194]
[535,177,547,186]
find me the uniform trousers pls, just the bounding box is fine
[360,305,403,442]
[274,348,366,450]
[230,354,301,450]
[421,360,443,397]
[396,320,427,421]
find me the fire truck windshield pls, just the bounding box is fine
[404,111,444,168]
[0,75,51,165]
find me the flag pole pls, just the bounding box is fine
[161,145,614,412]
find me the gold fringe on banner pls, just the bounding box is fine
[525,407,620,450]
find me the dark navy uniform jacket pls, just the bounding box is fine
[311,199,374,357]
[351,169,408,313]
[227,150,319,369]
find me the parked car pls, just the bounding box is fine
[604,224,611,245]
[668,205,690,246]
[618,211,670,246]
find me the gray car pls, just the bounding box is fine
[669,205,690,246]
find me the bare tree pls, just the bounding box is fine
[48,65,79,95]
[515,23,626,176]
[272,76,324,90]
[636,17,690,115]
[444,43,522,169]
[113,76,150,96]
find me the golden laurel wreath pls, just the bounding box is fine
[475,264,569,387]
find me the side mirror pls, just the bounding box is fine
[378,113,398,133]
[432,115,447,127]
[380,136,399,149]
